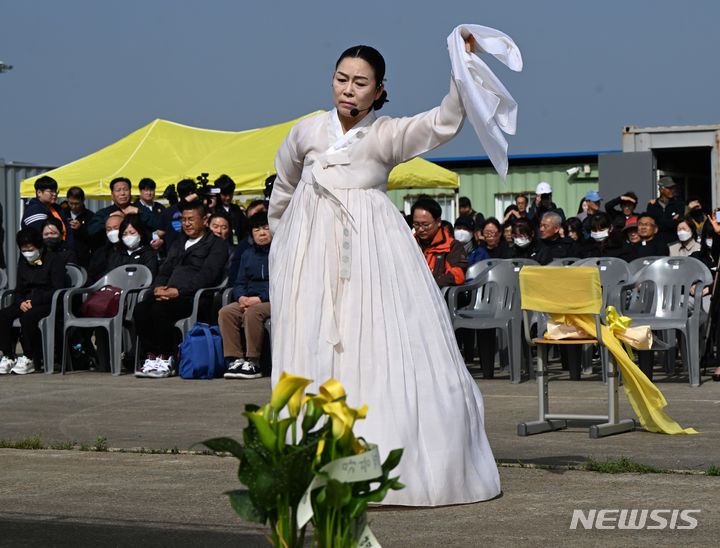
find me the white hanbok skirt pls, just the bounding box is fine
[270,180,501,506]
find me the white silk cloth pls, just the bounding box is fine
[268,25,508,506]
[447,24,523,179]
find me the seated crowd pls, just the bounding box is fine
[1,173,271,378]
[2,173,719,382]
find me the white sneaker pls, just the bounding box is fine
[224,358,248,379]
[229,359,262,379]
[149,356,175,378]
[0,356,16,375]
[10,356,35,375]
[135,354,159,378]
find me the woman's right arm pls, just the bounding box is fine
[268,125,304,234]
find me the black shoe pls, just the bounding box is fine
[712,373,720,382]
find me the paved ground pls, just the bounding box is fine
[1,365,719,546]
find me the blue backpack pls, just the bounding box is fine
[178,323,226,379]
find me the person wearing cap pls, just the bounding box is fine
[527,181,565,226]
[621,216,641,245]
[605,191,638,230]
[578,190,602,232]
[646,176,686,245]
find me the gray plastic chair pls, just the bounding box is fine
[37,264,87,373]
[628,256,664,274]
[574,257,632,310]
[620,256,712,386]
[547,257,581,266]
[0,268,7,289]
[61,264,153,375]
[5,264,86,373]
[447,259,537,383]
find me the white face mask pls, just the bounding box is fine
[706,238,714,249]
[454,229,472,243]
[122,234,141,249]
[590,229,609,241]
[106,229,120,244]
[22,249,40,263]
[677,230,692,242]
[513,236,531,248]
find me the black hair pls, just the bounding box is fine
[34,175,58,193]
[67,186,85,200]
[249,211,269,230]
[621,191,638,204]
[637,211,658,225]
[247,199,268,215]
[179,198,207,216]
[512,218,535,238]
[411,197,442,220]
[41,217,64,234]
[516,194,528,204]
[335,45,389,111]
[214,174,236,195]
[17,227,42,249]
[481,217,502,234]
[459,196,472,209]
[118,213,150,247]
[264,174,276,199]
[564,217,585,238]
[110,177,131,192]
[138,178,156,191]
[454,215,475,231]
[589,212,612,231]
[176,179,198,200]
[162,184,178,205]
[676,215,698,241]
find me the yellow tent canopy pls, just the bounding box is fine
[20,115,458,198]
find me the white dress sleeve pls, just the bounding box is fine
[268,125,303,234]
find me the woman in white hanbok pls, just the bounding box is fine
[269,27,520,506]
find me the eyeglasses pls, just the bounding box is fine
[413,222,436,230]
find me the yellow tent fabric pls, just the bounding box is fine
[20,115,458,198]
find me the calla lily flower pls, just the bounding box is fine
[243,407,277,451]
[270,372,312,413]
[322,401,369,444]
[319,378,346,402]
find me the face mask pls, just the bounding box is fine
[22,249,40,263]
[43,237,61,250]
[122,234,141,249]
[453,229,472,243]
[677,230,692,242]
[590,230,609,241]
[513,236,531,248]
[706,239,714,249]
[107,229,120,244]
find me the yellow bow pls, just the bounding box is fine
[605,306,636,359]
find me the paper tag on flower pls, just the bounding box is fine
[297,445,382,527]
[358,522,381,548]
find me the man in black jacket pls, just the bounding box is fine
[630,213,669,258]
[535,212,579,265]
[646,176,685,245]
[60,186,94,268]
[134,200,227,378]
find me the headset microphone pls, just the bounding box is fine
[349,106,371,117]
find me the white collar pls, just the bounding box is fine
[329,108,376,151]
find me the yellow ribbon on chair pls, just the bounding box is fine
[521,266,697,435]
[605,306,637,360]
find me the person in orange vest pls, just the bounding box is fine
[412,197,467,288]
[21,176,73,247]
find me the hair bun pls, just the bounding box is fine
[373,90,389,111]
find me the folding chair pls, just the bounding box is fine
[61,264,153,375]
[517,266,635,438]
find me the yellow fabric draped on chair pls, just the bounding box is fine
[520,266,697,435]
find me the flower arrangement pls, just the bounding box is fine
[202,372,403,547]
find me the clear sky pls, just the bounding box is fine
[1,0,718,167]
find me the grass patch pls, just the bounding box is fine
[707,464,720,476]
[50,440,78,450]
[0,434,43,450]
[583,456,663,474]
[94,436,109,452]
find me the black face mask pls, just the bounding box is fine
[43,237,61,250]
[691,209,704,222]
